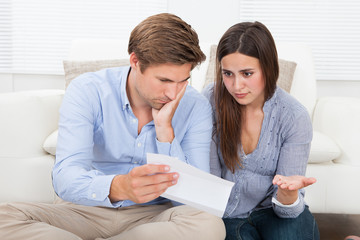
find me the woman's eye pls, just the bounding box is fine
[223,71,232,77]
[243,72,253,77]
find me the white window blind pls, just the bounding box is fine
[238,0,360,81]
[0,0,167,75]
[0,0,12,71]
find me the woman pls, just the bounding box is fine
[203,22,320,239]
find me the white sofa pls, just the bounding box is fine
[1,40,360,214]
[0,90,63,203]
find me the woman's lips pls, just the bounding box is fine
[235,93,248,98]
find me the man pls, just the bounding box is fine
[0,13,225,240]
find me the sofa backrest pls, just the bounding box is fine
[276,43,317,118]
[0,90,64,158]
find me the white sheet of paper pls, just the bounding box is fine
[147,153,234,217]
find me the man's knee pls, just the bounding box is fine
[0,202,29,222]
[173,206,226,240]
[0,203,82,240]
[196,211,226,240]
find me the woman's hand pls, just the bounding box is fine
[272,175,316,205]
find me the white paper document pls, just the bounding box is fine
[147,153,234,217]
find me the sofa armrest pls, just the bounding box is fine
[312,97,360,166]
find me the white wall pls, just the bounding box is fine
[168,0,239,44]
[1,0,359,99]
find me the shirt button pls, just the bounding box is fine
[92,193,96,199]
[132,119,136,123]
[137,142,142,147]
[134,161,138,164]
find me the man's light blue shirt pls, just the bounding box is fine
[53,66,213,208]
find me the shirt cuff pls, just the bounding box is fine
[89,174,123,208]
[156,138,171,155]
[272,196,300,208]
[156,137,186,163]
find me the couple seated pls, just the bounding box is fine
[0,13,319,240]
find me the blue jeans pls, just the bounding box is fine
[223,206,320,240]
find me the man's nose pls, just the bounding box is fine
[165,83,178,100]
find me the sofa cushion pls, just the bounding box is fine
[313,97,360,166]
[204,45,217,89]
[43,129,58,156]
[277,59,297,93]
[63,59,129,88]
[203,45,297,93]
[0,155,55,203]
[308,131,341,163]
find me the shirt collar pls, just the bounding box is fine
[120,66,131,111]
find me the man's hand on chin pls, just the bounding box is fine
[152,82,188,143]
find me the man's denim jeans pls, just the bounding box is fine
[223,206,320,240]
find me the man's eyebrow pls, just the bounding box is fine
[157,76,191,82]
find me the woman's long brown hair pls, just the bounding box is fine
[214,22,279,173]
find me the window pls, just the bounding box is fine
[0,0,167,74]
[238,0,360,81]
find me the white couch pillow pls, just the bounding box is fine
[63,59,130,88]
[43,130,58,156]
[308,131,341,163]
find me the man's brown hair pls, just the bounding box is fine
[128,13,206,72]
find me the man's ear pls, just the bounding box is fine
[129,52,140,69]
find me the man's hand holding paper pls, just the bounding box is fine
[147,153,234,217]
